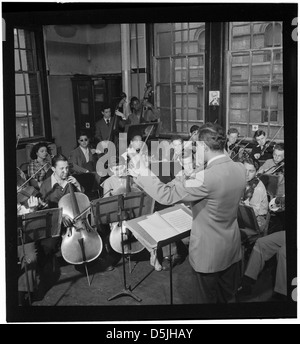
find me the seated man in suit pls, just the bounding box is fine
[68,131,101,197]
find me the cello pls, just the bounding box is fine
[58,182,103,273]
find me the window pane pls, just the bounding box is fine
[157,59,170,83]
[154,23,205,134]
[15,74,25,95]
[15,27,45,140]
[157,32,172,56]
[228,22,283,139]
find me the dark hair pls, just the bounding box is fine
[190,125,200,134]
[242,156,260,171]
[200,122,225,137]
[52,154,68,167]
[101,103,111,112]
[77,131,90,140]
[273,143,284,151]
[131,134,142,142]
[227,128,239,135]
[130,96,140,110]
[30,142,50,160]
[198,128,226,152]
[253,130,266,139]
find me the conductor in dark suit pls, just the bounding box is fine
[128,127,246,303]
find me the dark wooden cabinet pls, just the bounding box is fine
[71,74,122,145]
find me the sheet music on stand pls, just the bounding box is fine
[18,208,63,245]
[125,203,192,251]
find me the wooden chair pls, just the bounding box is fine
[238,203,271,272]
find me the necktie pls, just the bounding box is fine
[106,119,110,126]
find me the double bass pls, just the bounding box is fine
[58,182,103,266]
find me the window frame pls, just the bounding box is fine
[226,21,284,140]
[14,24,51,147]
[151,23,206,137]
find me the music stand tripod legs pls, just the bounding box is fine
[107,220,142,302]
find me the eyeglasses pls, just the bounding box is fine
[79,138,88,142]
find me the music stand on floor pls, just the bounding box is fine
[18,208,62,306]
[90,191,154,302]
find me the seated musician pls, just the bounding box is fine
[68,131,101,197]
[121,134,149,168]
[101,156,140,197]
[241,157,269,231]
[224,128,241,161]
[237,196,286,300]
[257,143,285,197]
[37,154,83,292]
[28,142,52,189]
[250,129,273,163]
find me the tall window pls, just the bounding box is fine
[15,28,47,140]
[227,22,284,140]
[153,23,205,135]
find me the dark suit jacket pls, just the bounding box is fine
[95,117,125,142]
[135,155,246,273]
[68,146,96,174]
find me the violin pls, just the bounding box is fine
[243,176,260,201]
[259,125,284,158]
[269,196,285,212]
[59,181,103,265]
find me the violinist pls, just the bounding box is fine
[241,157,269,230]
[224,128,241,161]
[101,156,140,197]
[250,130,273,162]
[28,142,52,189]
[257,143,285,196]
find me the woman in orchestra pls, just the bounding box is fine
[241,157,269,231]
[28,142,52,189]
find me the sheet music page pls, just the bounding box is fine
[138,212,176,243]
[160,208,192,233]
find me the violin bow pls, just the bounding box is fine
[17,162,50,193]
[261,125,284,155]
[231,142,250,161]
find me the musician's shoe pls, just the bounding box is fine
[104,265,115,272]
[162,254,185,271]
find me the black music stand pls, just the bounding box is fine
[90,191,154,302]
[18,208,62,306]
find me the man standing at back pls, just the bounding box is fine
[128,127,246,303]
